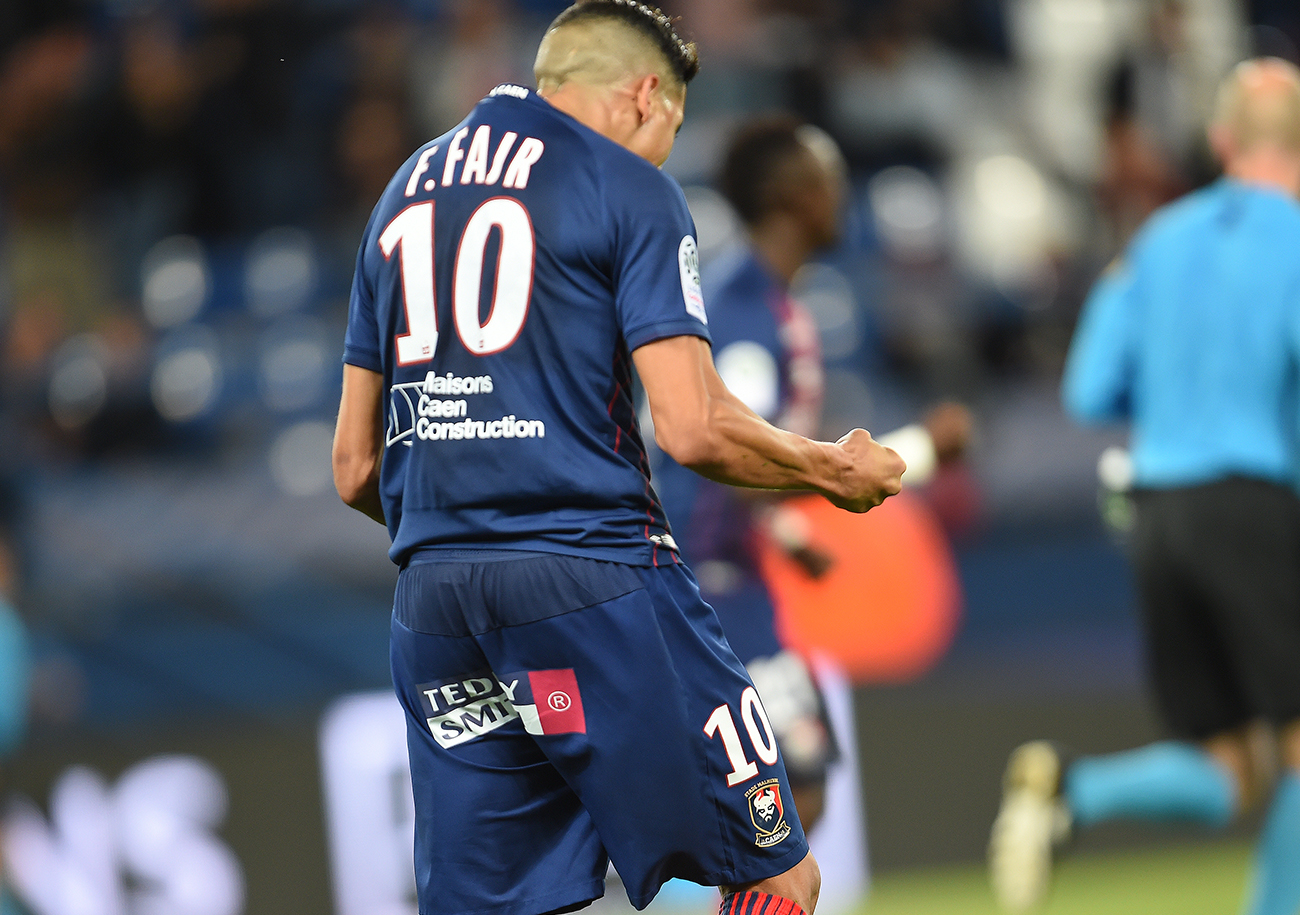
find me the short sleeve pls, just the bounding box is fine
[607,163,712,352]
[343,216,384,373]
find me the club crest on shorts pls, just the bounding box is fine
[745,779,791,847]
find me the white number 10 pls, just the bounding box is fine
[379,197,535,366]
[704,686,779,787]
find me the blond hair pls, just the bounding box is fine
[1212,57,1300,154]
[534,1,698,95]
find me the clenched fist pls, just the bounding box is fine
[825,428,906,513]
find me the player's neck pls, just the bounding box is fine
[539,83,634,150]
[1224,147,1300,199]
[748,219,815,287]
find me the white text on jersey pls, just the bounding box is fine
[405,127,546,197]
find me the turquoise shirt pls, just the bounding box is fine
[1063,178,1300,488]
[0,600,27,755]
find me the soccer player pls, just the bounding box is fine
[330,4,907,915]
[988,57,1300,915]
[655,116,970,831]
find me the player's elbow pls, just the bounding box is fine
[654,418,722,472]
[1062,383,1125,426]
[333,472,371,511]
[332,446,379,509]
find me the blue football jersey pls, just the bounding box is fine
[344,84,710,565]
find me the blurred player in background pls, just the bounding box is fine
[989,57,1300,915]
[0,479,29,915]
[332,4,906,915]
[656,117,970,831]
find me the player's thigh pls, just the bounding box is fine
[391,581,605,915]
[476,561,810,908]
[1130,488,1249,739]
[1191,479,1300,728]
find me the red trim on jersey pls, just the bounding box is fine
[608,347,626,451]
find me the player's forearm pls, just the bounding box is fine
[1062,271,1135,424]
[676,395,855,498]
[333,364,387,525]
[667,391,907,514]
[638,335,904,511]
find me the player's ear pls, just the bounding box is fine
[632,73,661,124]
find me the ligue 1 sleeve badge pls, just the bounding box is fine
[745,779,791,847]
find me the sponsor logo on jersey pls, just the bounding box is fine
[386,374,546,447]
[678,235,707,325]
[745,779,791,848]
[417,670,520,748]
[422,371,493,396]
[501,668,587,736]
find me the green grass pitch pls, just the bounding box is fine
[862,841,1253,915]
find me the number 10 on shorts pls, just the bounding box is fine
[704,686,779,786]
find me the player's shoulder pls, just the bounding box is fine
[1120,181,1223,262]
[1140,181,1219,237]
[1134,178,1300,260]
[543,111,688,208]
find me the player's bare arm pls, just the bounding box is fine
[332,363,386,525]
[635,334,905,512]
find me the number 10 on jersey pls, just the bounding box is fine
[380,198,536,365]
[705,686,780,787]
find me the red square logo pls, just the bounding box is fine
[528,669,586,735]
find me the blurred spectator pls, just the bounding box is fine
[0,459,31,915]
[408,0,537,137]
[1097,61,1187,250]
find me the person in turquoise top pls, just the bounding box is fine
[990,58,1300,915]
[0,517,29,915]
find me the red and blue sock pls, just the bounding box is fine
[719,891,807,915]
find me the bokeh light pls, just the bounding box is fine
[867,166,946,263]
[244,227,318,319]
[150,330,222,423]
[269,420,335,497]
[48,335,109,431]
[258,318,331,414]
[141,237,211,330]
[792,264,861,362]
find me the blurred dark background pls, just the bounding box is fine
[0,0,1295,911]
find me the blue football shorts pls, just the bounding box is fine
[390,549,809,915]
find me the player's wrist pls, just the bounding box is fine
[810,438,857,504]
